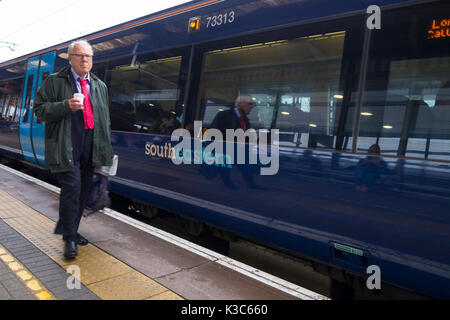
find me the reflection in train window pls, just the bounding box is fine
[22,74,34,123]
[108,56,183,134]
[358,58,450,160]
[41,71,50,82]
[36,72,50,124]
[0,77,23,122]
[198,31,346,149]
[355,3,450,161]
[0,94,5,119]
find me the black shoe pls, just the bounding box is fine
[64,241,77,259]
[63,234,89,246]
[77,234,89,246]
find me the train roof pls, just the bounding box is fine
[0,0,434,68]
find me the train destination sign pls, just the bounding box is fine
[428,18,450,39]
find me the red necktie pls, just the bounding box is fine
[239,116,246,130]
[77,78,95,130]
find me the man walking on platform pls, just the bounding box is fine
[34,40,113,259]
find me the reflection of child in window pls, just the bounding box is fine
[355,144,387,192]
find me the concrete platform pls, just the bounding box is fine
[0,163,327,300]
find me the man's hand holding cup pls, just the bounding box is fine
[69,93,85,112]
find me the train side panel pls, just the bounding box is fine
[1,0,448,299]
[109,133,450,299]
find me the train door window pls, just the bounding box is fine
[107,53,185,134]
[41,72,49,82]
[355,2,450,161]
[197,30,347,149]
[35,71,50,124]
[22,74,34,123]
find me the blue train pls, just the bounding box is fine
[1,0,449,299]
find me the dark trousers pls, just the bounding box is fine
[54,129,94,242]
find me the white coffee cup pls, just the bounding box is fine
[73,93,84,105]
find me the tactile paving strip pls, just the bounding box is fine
[0,244,56,300]
[0,190,183,300]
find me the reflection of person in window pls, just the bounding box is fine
[433,80,450,137]
[208,95,264,190]
[435,80,450,107]
[355,144,387,192]
[184,122,194,136]
[159,113,181,135]
[210,94,254,137]
[301,149,322,173]
[148,105,165,134]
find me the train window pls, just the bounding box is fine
[0,78,23,122]
[4,97,14,121]
[197,31,346,148]
[355,2,450,161]
[107,55,183,134]
[0,94,5,120]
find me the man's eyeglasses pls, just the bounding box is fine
[70,53,93,60]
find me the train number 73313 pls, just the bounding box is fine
[206,11,235,28]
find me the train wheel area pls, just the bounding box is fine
[0,163,327,301]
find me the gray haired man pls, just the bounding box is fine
[34,40,113,259]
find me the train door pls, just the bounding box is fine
[19,56,39,163]
[18,51,55,166]
[32,51,55,166]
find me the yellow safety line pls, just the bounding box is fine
[0,244,56,300]
[0,190,183,300]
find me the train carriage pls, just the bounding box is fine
[1,0,450,299]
